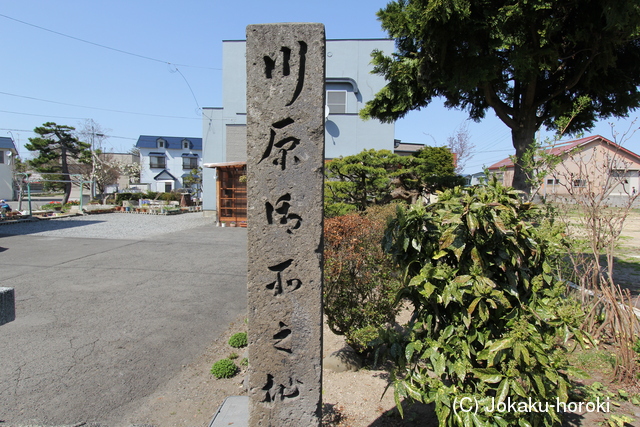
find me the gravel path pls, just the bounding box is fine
[0,212,218,240]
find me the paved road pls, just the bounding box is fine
[0,214,247,426]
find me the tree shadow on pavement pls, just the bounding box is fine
[0,219,105,237]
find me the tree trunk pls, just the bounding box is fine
[510,125,538,193]
[60,147,71,205]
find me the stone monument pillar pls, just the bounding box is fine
[246,23,325,426]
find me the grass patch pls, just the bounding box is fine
[615,257,640,273]
[569,346,617,378]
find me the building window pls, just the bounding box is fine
[182,139,190,150]
[573,179,587,188]
[327,90,346,114]
[157,138,167,149]
[150,155,166,169]
[0,150,4,164]
[182,156,197,169]
[546,178,560,185]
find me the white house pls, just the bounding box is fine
[0,137,18,200]
[135,135,202,193]
[201,38,397,218]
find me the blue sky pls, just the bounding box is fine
[1,0,638,174]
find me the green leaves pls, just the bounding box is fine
[324,147,463,217]
[380,181,589,426]
[25,122,93,204]
[473,368,503,384]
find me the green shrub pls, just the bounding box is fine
[379,178,590,426]
[210,358,238,379]
[115,193,144,204]
[40,202,63,211]
[323,199,357,218]
[228,332,247,348]
[348,325,380,354]
[158,191,181,202]
[323,204,401,352]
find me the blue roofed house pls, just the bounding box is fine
[201,38,396,221]
[135,135,202,193]
[0,136,18,200]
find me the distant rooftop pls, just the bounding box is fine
[394,140,425,156]
[0,136,17,151]
[135,135,202,151]
[488,135,640,169]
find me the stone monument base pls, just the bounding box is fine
[209,396,248,427]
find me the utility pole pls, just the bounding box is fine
[89,132,105,200]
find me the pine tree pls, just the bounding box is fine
[25,122,91,204]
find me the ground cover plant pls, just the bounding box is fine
[210,330,248,380]
[228,332,247,348]
[210,358,238,379]
[378,178,590,426]
[115,191,183,205]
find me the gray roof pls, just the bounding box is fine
[0,137,17,151]
[136,135,202,151]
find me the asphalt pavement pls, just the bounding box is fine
[0,214,247,426]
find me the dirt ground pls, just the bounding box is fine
[126,211,640,427]
[124,313,249,426]
[125,314,414,427]
[615,211,640,295]
[621,210,640,248]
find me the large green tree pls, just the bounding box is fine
[25,122,91,204]
[361,0,640,192]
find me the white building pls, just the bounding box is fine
[0,137,18,200]
[201,38,396,218]
[135,135,202,193]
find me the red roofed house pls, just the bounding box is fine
[487,135,640,198]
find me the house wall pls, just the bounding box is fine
[0,157,13,200]
[202,38,396,215]
[0,139,17,200]
[493,139,640,198]
[226,124,247,162]
[541,141,640,197]
[324,39,395,158]
[138,139,202,193]
[139,149,187,192]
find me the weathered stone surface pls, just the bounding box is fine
[246,23,325,426]
[0,287,15,326]
[323,346,362,373]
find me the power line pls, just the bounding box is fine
[0,128,137,141]
[0,91,201,120]
[468,148,514,154]
[0,128,32,133]
[0,13,221,71]
[0,109,89,121]
[170,65,201,112]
